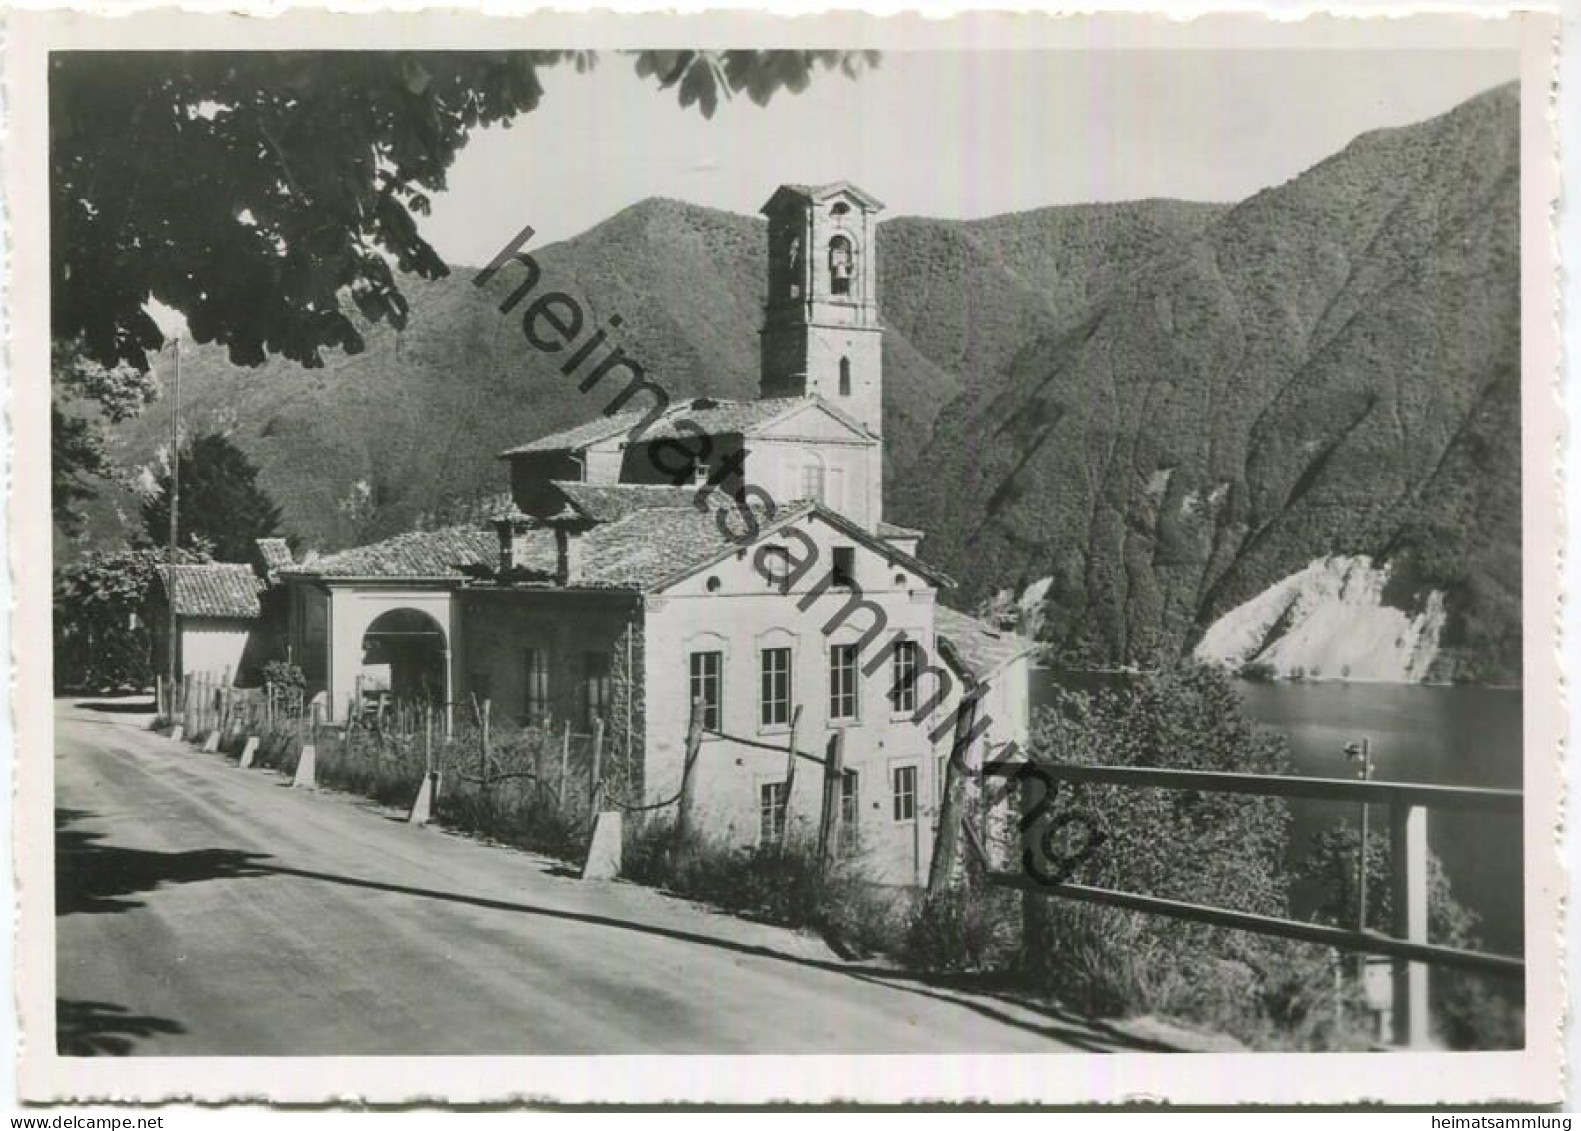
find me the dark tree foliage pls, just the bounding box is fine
[52,340,157,533]
[1301,826,1523,1050]
[141,433,285,562]
[50,50,877,374]
[53,546,209,692]
[1023,665,1302,1027]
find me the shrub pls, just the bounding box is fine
[1300,824,1524,1049]
[902,875,1019,973]
[1022,663,1301,1042]
[619,815,903,951]
[261,660,306,694]
[52,545,209,693]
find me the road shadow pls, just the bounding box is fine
[73,700,158,715]
[251,859,1182,1053]
[56,808,272,915]
[56,998,185,1056]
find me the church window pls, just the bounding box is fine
[761,647,793,728]
[800,463,825,503]
[892,764,918,823]
[831,547,856,588]
[890,639,920,714]
[689,650,722,731]
[828,236,853,296]
[830,643,860,721]
[839,356,851,396]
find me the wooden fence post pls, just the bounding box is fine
[779,704,802,851]
[480,698,492,802]
[675,698,706,849]
[817,730,846,874]
[927,688,983,898]
[559,720,572,809]
[1390,802,1430,1048]
[588,718,605,831]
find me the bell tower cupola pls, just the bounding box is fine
[759,183,885,441]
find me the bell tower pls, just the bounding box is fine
[759,183,885,441]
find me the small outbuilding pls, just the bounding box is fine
[146,562,272,686]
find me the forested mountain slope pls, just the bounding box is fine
[891,83,1520,682]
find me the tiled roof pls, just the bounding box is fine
[288,527,498,579]
[255,538,294,577]
[576,500,814,590]
[500,396,874,457]
[499,411,650,456]
[635,397,813,441]
[934,606,1040,681]
[284,495,945,595]
[877,520,924,539]
[554,482,700,523]
[156,563,265,619]
[761,182,885,212]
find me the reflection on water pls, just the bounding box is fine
[1034,674,1524,957]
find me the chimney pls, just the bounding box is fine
[553,523,584,586]
[495,522,515,573]
[490,506,532,575]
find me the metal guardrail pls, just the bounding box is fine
[988,761,1524,1047]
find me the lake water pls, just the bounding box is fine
[1032,675,1524,957]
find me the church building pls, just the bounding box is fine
[277,182,1036,884]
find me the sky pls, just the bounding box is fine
[423,49,1520,267]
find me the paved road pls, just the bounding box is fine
[54,697,1177,1055]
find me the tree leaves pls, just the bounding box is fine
[52,49,876,377]
[140,432,286,561]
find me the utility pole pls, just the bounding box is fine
[1345,736,1375,932]
[166,340,181,715]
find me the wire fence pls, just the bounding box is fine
[156,671,639,862]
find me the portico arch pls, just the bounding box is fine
[359,608,448,703]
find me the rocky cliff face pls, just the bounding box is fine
[1193,556,1447,683]
[890,83,1521,683]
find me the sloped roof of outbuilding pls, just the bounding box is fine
[155,563,266,619]
[933,605,1041,683]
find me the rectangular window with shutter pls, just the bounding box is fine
[689,650,722,732]
[522,648,548,723]
[761,647,792,728]
[892,763,918,823]
[829,643,860,721]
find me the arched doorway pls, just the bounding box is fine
[360,609,448,703]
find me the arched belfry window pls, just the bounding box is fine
[828,235,853,296]
[839,356,852,396]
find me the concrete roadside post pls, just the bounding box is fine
[409,704,436,826]
[293,700,318,790]
[779,704,802,851]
